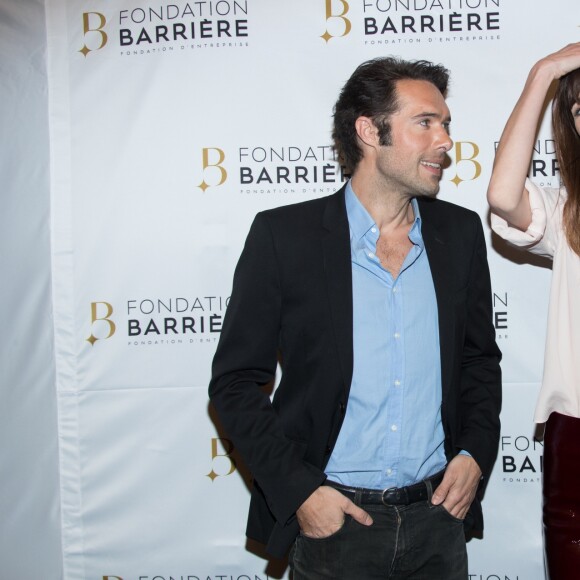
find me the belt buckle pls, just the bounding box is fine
[381,486,398,506]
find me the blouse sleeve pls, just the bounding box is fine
[490,179,565,259]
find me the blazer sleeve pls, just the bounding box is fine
[208,212,326,526]
[456,216,502,480]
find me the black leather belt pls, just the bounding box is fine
[324,469,445,506]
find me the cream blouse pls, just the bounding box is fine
[491,179,580,423]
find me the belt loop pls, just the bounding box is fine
[425,477,434,501]
[354,487,362,507]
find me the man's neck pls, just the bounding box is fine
[350,171,415,234]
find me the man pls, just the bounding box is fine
[209,57,501,579]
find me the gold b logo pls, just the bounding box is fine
[321,0,351,43]
[79,12,108,57]
[197,148,227,191]
[87,302,116,345]
[449,141,482,187]
[206,438,237,481]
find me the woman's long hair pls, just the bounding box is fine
[553,68,580,255]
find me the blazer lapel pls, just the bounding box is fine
[418,199,454,401]
[321,187,353,394]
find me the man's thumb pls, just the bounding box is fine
[344,503,373,526]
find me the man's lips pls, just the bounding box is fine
[420,160,443,175]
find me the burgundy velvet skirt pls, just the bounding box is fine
[543,411,580,579]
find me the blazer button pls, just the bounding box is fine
[339,402,346,414]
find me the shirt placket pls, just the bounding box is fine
[383,273,404,489]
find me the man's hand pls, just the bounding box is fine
[431,455,482,519]
[296,485,373,539]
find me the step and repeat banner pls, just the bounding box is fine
[44,1,577,578]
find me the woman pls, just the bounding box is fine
[487,42,580,579]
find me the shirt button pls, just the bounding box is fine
[391,425,398,432]
[394,332,400,339]
[392,287,397,293]
[394,380,401,386]
[386,468,392,475]
[368,252,375,259]
[371,227,377,233]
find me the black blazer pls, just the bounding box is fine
[209,185,502,558]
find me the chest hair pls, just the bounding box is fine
[375,233,413,279]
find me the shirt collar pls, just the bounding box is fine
[345,180,375,241]
[345,180,423,245]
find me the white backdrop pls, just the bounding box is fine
[2,1,579,578]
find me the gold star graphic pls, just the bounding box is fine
[450,174,462,187]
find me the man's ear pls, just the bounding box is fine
[355,116,379,148]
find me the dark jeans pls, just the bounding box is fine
[543,412,580,580]
[289,497,467,579]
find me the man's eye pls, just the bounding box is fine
[420,119,430,126]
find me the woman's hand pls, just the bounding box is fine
[534,42,580,81]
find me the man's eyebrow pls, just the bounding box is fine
[412,112,451,122]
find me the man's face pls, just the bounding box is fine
[374,79,453,198]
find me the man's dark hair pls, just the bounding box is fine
[332,56,450,173]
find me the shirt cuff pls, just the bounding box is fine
[490,179,547,247]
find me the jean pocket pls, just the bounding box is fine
[432,503,465,524]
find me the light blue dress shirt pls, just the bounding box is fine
[325,182,447,489]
